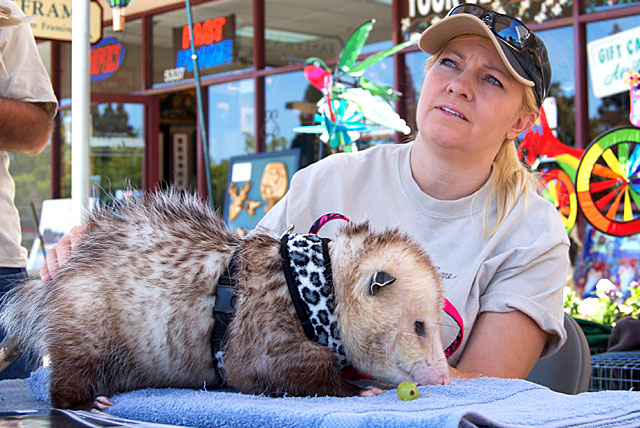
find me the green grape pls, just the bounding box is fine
[396,381,419,401]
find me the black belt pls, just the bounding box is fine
[211,249,238,384]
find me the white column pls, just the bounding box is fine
[71,0,91,226]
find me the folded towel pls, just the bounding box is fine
[28,367,640,428]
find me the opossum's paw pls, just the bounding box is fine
[359,386,387,397]
[92,396,114,411]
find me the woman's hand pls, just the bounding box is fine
[450,311,548,379]
[40,225,87,282]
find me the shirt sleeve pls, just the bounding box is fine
[478,233,570,358]
[0,8,58,115]
[256,191,290,235]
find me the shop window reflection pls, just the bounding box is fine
[59,104,144,203]
[265,0,391,68]
[405,50,426,138]
[537,26,576,147]
[582,0,640,13]
[208,80,255,210]
[152,0,253,88]
[265,71,323,168]
[587,16,639,142]
[8,144,52,253]
[59,23,143,98]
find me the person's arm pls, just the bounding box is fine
[449,310,548,379]
[0,97,53,154]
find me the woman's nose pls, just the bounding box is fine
[447,72,473,101]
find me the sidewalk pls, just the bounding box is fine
[0,378,50,411]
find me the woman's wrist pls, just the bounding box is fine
[448,365,480,379]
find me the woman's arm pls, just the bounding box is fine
[450,310,548,379]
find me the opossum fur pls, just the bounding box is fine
[0,189,449,409]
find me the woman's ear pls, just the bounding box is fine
[505,111,537,140]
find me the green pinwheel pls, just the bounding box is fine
[295,19,416,153]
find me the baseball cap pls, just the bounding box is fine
[419,4,551,108]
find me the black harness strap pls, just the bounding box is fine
[211,245,239,384]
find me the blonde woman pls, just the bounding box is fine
[257,5,568,380]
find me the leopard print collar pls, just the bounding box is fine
[280,231,348,369]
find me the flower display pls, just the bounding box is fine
[565,279,640,325]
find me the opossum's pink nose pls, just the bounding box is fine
[411,360,450,386]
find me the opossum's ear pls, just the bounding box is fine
[369,271,396,296]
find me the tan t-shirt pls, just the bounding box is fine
[0,0,58,267]
[257,142,570,363]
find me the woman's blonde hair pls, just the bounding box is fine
[423,34,540,238]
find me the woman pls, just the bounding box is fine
[255,4,568,380]
[42,5,569,381]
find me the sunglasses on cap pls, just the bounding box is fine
[447,3,547,104]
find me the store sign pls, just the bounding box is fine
[587,27,640,99]
[90,38,124,82]
[407,0,473,18]
[14,0,103,43]
[175,15,235,72]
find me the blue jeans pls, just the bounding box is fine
[0,267,35,379]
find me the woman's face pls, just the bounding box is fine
[416,36,535,161]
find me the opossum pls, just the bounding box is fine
[0,190,449,409]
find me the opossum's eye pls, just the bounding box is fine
[369,271,396,296]
[414,321,425,337]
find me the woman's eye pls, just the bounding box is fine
[486,74,503,88]
[440,58,457,68]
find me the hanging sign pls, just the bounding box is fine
[90,37,124,81]
[15,0,103,43]
[588,26,640,99]
[174,14,235,72]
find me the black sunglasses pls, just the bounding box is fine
[447,3,547,105]
[447,4,533,51]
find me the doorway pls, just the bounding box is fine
[159,90,198,192]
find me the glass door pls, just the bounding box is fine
[60,93,159,204]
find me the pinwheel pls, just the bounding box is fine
[295,19,416,153]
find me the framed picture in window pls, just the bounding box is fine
[223,149,300,231]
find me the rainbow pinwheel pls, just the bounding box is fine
[294,19,416,153]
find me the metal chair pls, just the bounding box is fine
[526,312,591,394]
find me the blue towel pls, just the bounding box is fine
[28,367,640,428]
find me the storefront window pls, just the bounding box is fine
[265,0,392,68]
[60,103,145,202]
[208,79,255,209]
[8,144,52,253]
[59,22,143,97]
[93,23,143,94]
[582,0,640,13]
[586,16,639,142]
[404,0,572,38]
[538,26,576,147]
[355,55,397,148]
[265,70,322,168]
[152,0,253,88]
[405,50,426,137]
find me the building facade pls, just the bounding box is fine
[9,0,640,247]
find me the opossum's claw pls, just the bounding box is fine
[92,396,114,411]
[358,386,387,397]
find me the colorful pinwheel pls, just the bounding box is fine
[294,19,416,153]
